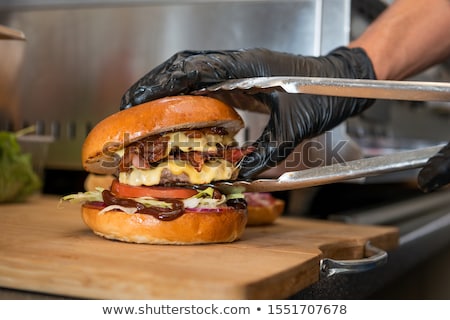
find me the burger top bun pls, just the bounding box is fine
[82,95,244,175]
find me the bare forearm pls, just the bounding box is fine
[349,0,450,80]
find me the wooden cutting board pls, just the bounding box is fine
[0,195,398,299]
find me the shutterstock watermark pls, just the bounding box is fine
[98,131,353,170]
[280,131,350,169]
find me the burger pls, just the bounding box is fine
[63,95,254,244]
[245,192,285,226]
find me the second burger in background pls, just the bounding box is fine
[245,192,285,226]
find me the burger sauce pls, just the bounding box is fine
[100,189,247,221]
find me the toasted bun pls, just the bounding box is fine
[246,199,285,226]
[81,205,247,245]
[82,95,244,175]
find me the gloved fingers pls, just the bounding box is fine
[238,144,296,179]
[120,50,256,109]
[417,141,450,192]
[120,48,275,110]
[120,51,230,110]
[238,94,299,178]
[237,131,298,178]
[120,51,207,109]
[122,72,198,109]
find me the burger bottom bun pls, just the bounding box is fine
[246,199,285,226]
[81,205,247,245]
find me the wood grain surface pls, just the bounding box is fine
[0,195,398,299]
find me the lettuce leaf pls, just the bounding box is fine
[0,131,41,203]
[60,188,105,203]
[61,186,244,211]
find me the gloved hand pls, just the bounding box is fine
[120,47,376,178]
[417,141,450,192]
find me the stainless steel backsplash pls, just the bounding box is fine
[1,0,448,176]
[0,0,350,170]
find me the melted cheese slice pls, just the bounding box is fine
[119,159,237,186]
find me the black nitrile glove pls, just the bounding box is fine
[120,47,376,178]
[417,141,450,192]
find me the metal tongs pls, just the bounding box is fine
[195,77,450,194]
[196,76,450,101]
[211,145,444,194]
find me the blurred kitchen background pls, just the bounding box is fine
[1,0,449,299]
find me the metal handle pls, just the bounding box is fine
[199,76,450,102]
[319,242,388,279]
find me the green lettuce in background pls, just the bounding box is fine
[0,131,41,203]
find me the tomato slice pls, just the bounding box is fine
[110,179,198,199]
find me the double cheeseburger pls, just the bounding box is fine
[64,95,254,245]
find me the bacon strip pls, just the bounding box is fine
[119,128,254,172]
